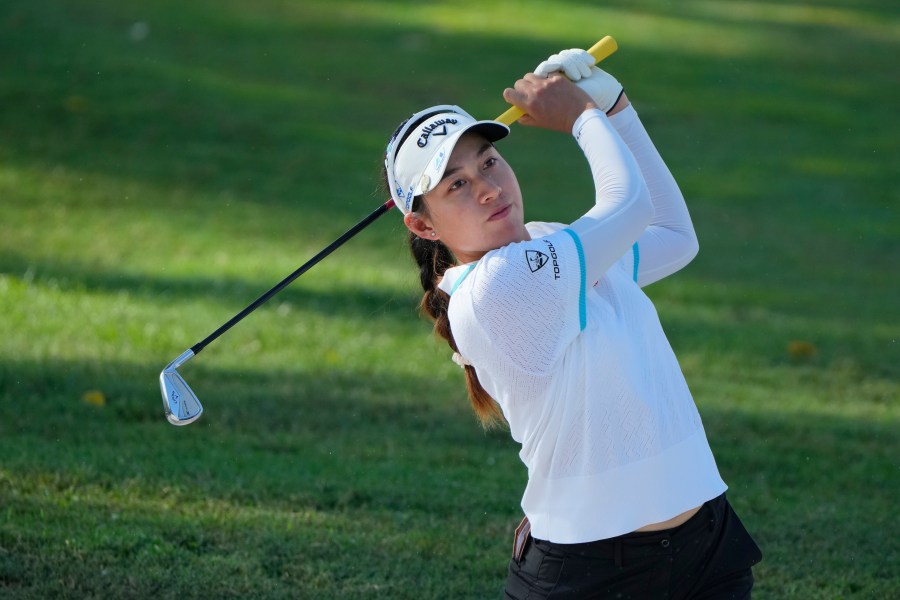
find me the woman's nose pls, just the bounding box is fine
[476,176,502,203]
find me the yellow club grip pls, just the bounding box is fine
[495,35,618,126]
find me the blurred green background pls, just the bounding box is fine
[1,0,897,598]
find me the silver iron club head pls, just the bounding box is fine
[160,349,203,425]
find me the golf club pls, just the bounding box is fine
[160,198,394,425]
[160,35,618,425]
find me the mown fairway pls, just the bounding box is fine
[1,1,897,598]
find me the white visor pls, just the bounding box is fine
[385,105,509,214]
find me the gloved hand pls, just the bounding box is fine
[534,48,595,80]
[534,48,624,113]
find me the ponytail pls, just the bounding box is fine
[407,228,505,429]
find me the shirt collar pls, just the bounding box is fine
[437,262,477,296]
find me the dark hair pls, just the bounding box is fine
[382,112,504,428]
[406,198,504,428]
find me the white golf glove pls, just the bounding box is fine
[534,48,624,113]
[534,48,595,80]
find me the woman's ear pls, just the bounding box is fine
[404,212,437,240]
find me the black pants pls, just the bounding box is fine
[504,494,762,599]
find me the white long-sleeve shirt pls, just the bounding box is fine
[437,106,726,543]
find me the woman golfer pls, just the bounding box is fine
[383,49,762,598]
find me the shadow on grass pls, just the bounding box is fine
[0,0,550,219]
[0,250,418,323]
[0,353,520,520]
[0,354,478,436]
[3,0,894,220]
[1,352,897,598]
[1,351,896,502]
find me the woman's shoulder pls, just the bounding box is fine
[438,222,578,299]
[450,222,585,373]
[525,221,567,238]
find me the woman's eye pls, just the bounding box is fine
[484,157,497,168]
[449,179,465,191]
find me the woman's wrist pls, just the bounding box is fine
[605,92,630,116]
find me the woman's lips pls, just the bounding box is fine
[488,204,511,221]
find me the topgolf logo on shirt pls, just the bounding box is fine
[526,250,548,273]
[525,240,562,280]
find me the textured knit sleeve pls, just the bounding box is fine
[609,105,699,286]
[459,228,584,376]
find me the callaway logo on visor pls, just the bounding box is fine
[417,118,459,147]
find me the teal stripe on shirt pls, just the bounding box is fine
[632,242,640,283]
[449,263,477,296]
[562,229,587,331]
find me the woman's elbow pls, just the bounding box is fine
[633,181,654,229]
[683,229,700,264]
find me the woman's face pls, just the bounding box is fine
[405,132,528,264]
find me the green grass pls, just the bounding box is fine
[1,0,898,598]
